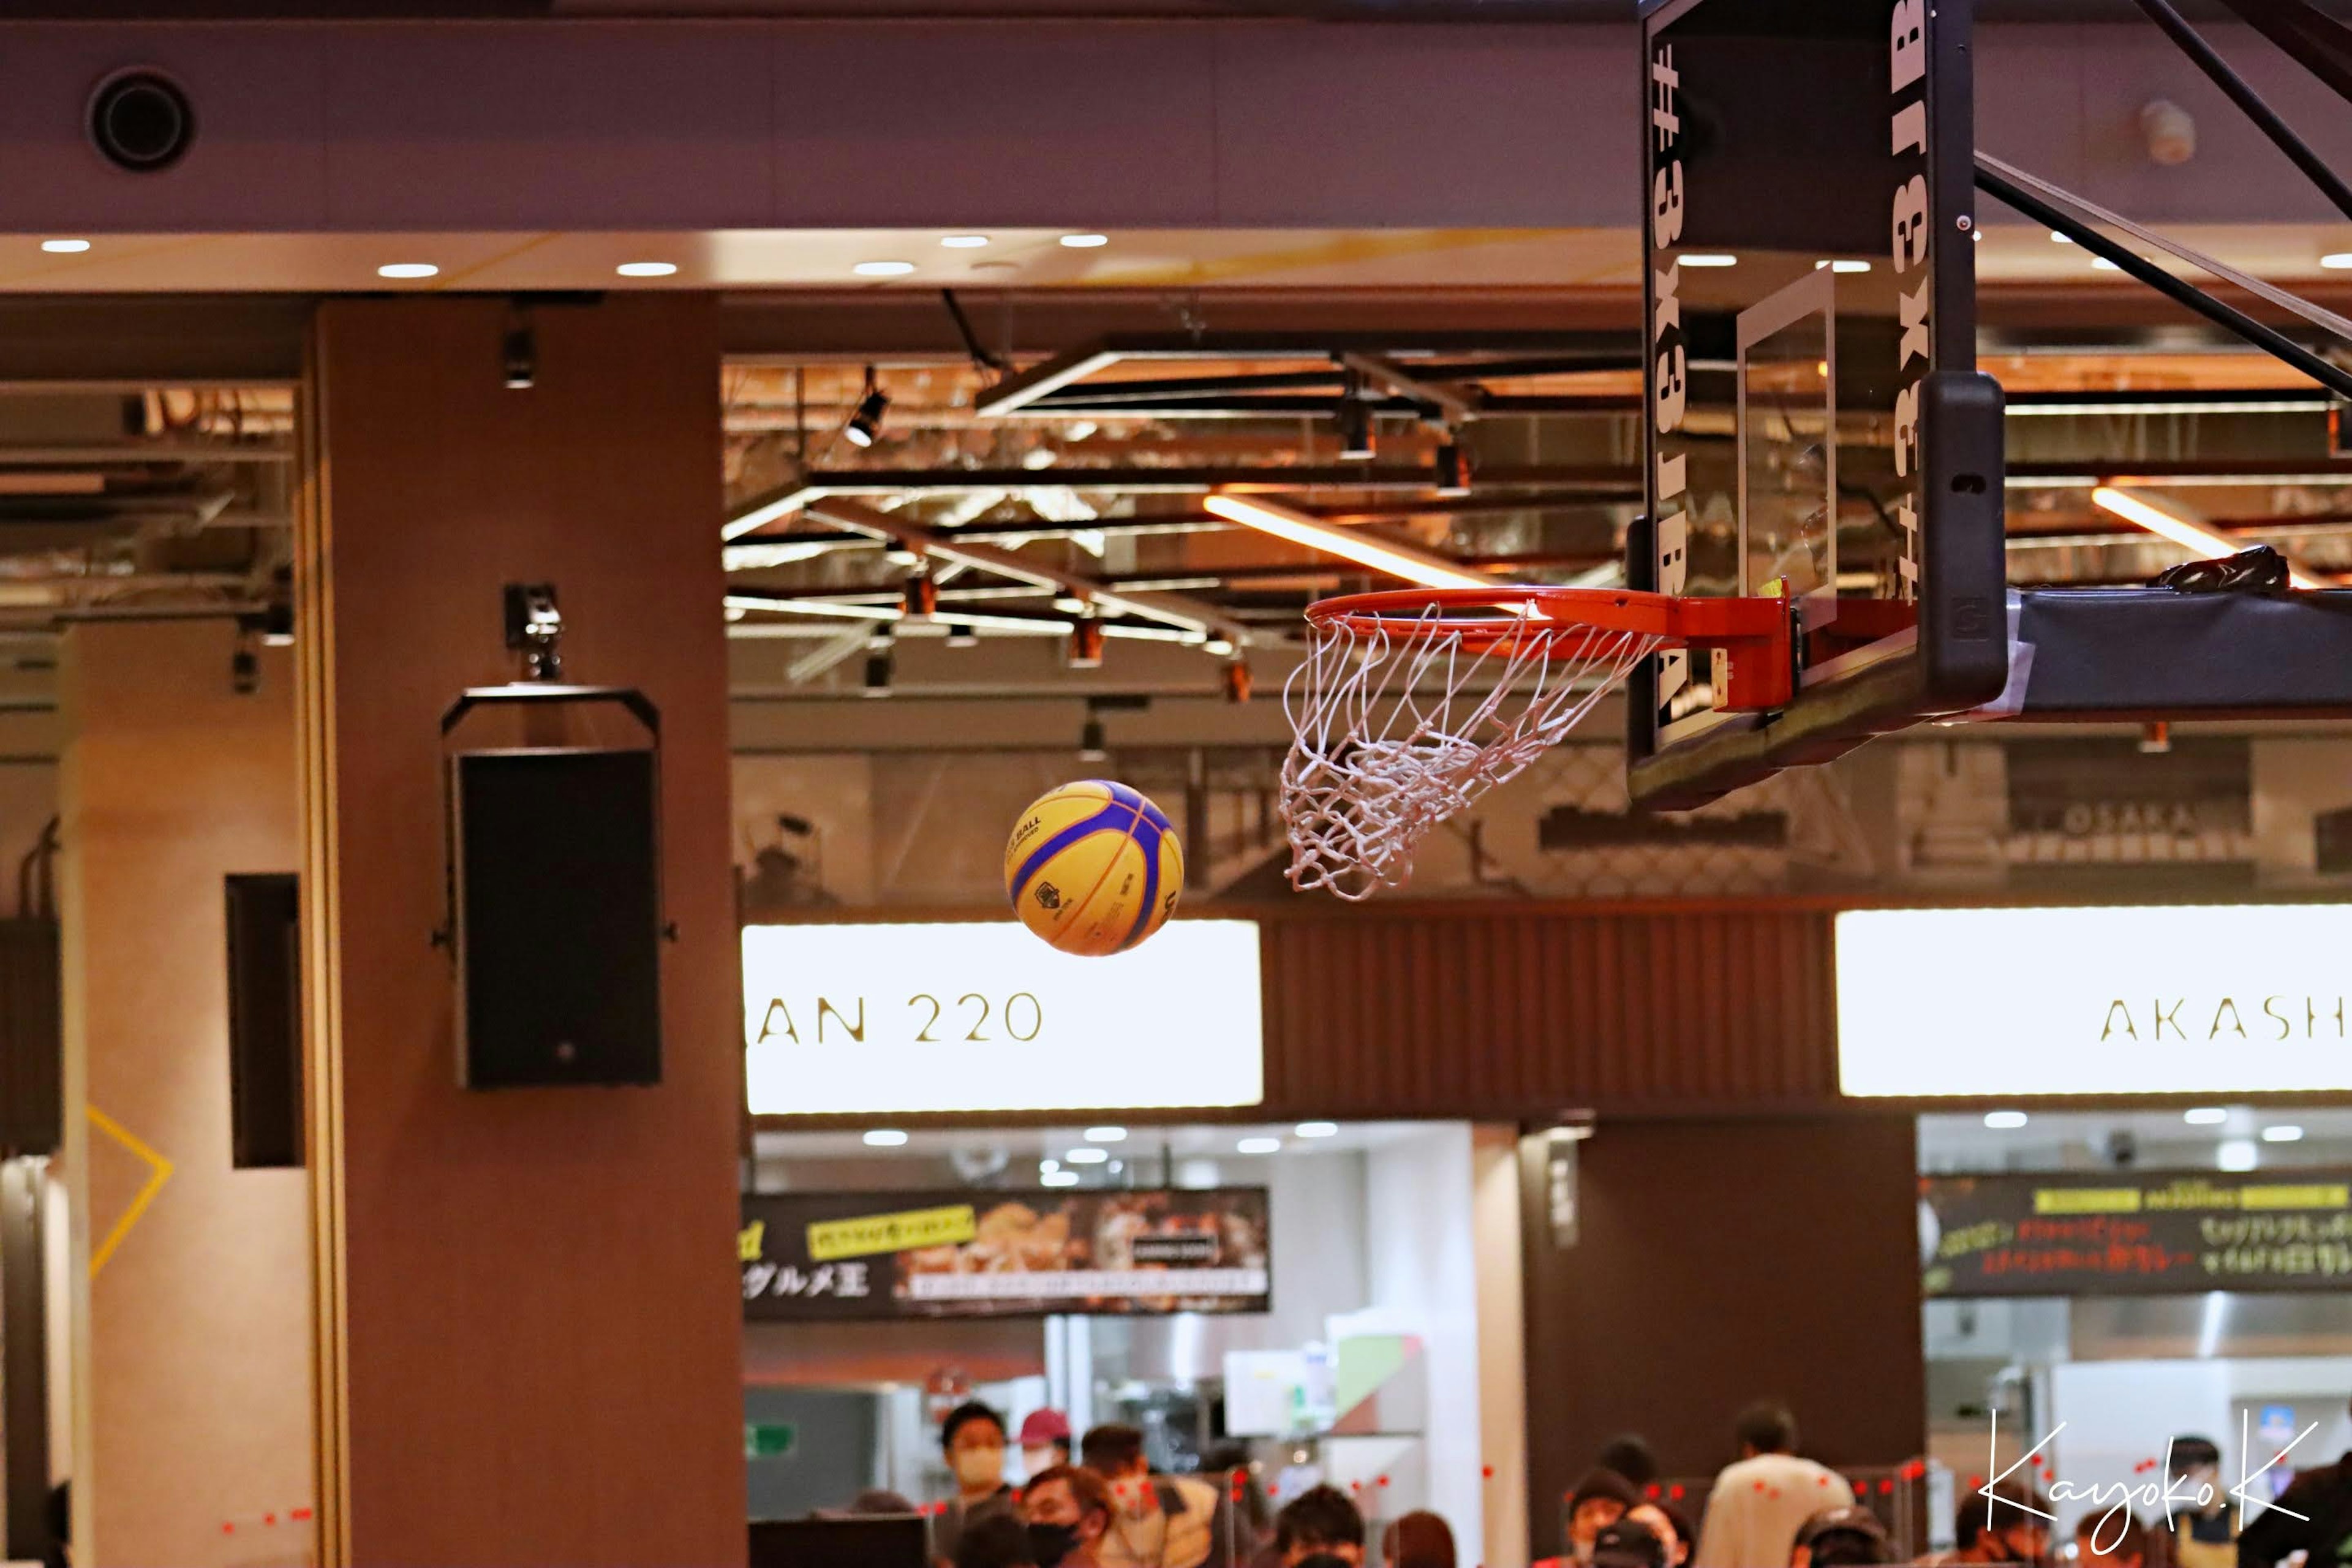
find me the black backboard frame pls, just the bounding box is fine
[1627,0,2009,810]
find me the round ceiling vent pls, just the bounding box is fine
[88,70,195,173]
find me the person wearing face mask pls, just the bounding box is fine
[1022,1410,1075,1482]
[1023,1464,1117,1568]
[936,1401,1017,1566]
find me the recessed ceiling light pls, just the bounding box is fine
[2051,231,2073,244]
[2092,257,2121,271]
[616,260,677,277]
[1084,1126,1128,1143]
[1679,254,1738,267]
[2218,1138,2260,1172]
[2184,1107,2228,1125]
[1971,229,1983,242]
[1295,1121,1340,1139]
[1983,1110,2029,1130]
[2324,253,2352,270]
[853,260,916,277]
[2263,1125,2305,1144]
[1825,260,1871,273]
[1065,1147,1110,1165]
[1236,1136,1282,1155]
[1060,233,1110,249]
[377,262,439,279]
[941,235,990,249]
[862,1129,909,1147]
[1039,1158,1060,1173]
[1042,1169,1081,1188]
[40,239,89,254]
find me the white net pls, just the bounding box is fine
[1281,604,1666,899]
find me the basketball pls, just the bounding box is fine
[1004,780,1185,956]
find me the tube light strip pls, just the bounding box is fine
[1202,492,1492,590]
[2090,486,2329,589]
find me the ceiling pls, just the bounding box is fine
[1,222,2348,295]
[715,323,2352,699]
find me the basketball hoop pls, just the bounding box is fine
[1281,587,1794,899]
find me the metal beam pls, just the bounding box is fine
[971,331,1637,418]
[1977,159,2352,402]
[799,495,1256,650]
[750,464,1641,511]
[1336,352,1479,423]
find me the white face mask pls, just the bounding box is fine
[952,1445,1005,1492]
[1024,1448,1061,1478]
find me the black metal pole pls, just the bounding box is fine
[1975,162,2352,404]
[2128,0,2352,223]
[2212,0,2352,108]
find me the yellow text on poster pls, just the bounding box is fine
[809,1204,977,1262]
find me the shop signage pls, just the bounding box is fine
[1837,905,2352,1097]
[739,1187,1272,1321]
[1921,1169,2352,1296]
[742,920,1264,1116]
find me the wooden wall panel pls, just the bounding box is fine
[1517,1116,1926,1561]
[59,625,311,1566]
[300,297,742,1566]
[1257,905,1838,1118]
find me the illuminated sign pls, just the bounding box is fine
[1838,905,2352,1097]
[742,920,1264,1115]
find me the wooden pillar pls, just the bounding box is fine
[58,623,311,1565]
[1518,1115,1926,1560]
[296,296,743,1566]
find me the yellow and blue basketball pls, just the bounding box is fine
[1004,780,1184,956]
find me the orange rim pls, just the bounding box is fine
[1303,587,1792,655]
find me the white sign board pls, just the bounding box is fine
[1838,905,2352,1097]
[744,920,1264,1116]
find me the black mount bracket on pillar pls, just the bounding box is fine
[432,583,674,1090]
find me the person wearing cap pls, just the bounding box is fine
[1693,1403,1854,1568]
[1792,1506,1891,1567]
[1593,1518,1670,1568]
[1626,1501,1695,1568]
[1022,1410,1075,1482]
[1556,1468,1641,1565]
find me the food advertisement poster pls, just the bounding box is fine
[739,1188,1273,1321]
[1921,1169,2352,1297]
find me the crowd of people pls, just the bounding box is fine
[1540,1401,2350,1568]
[851,1394,2352,1567]
[900,1399,1455,1568]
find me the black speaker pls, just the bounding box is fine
[452,748,662,1088]
[0,921,59,1160]
[225,873,301,1169]
[749,1517,927,1568]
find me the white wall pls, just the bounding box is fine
[1358,1124,1488,1553]
[2049,1355,2352,1537]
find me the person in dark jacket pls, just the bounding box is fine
[2238,1417,2352,1567]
